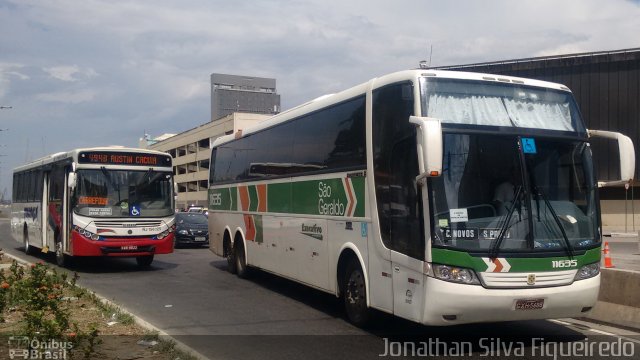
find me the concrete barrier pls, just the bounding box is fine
[586,268,640,329]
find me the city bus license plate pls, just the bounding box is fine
[195,237,206,242]
[515,299,544,310]
[121,245,138,250]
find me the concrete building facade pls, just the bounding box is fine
[141,113,270,210]
[211,73,281,121]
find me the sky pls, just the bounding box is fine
[1,0,640,197]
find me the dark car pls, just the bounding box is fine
[174,213,209,247]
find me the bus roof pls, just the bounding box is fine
[211,69,572,148]
[13,146,171,173]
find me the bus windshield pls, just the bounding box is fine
[429,133,598,254]
[73,169,173,218]
[420,77,586,133]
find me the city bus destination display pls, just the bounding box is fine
[78,151,171,166]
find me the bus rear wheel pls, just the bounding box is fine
[226,236,237,274]
[343,259,371,327]
[55,241,67,267]
[136,255,154,267]
[235,240,250,279]
[23,227,35,256]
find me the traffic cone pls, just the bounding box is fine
[603,241,615,268]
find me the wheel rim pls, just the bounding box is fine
[346,270,365,307]
[55,242,63,260]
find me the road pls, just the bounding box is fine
[1,218,639,360]
[604,235,640,271]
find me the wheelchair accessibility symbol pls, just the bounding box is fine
[522,137,537,154]
[130,205,141,216]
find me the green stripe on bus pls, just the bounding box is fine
[432,247,601,272]
[210,176,366,218]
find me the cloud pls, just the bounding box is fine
[36,89,97,104]
[43,65,98,82]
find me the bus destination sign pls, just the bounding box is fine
[78,151,171,167]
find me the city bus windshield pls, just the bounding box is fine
[429,133,598,254]
[73,169,173,218]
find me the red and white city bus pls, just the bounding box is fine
[11,147,176,267]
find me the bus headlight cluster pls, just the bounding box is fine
[431,264,480,285]
[574,262,600,280]
[74,226,100,241]
[155,225,175,240]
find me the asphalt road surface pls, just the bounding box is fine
[1,219,638,360]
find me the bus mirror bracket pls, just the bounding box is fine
[409,116,443,184]
[588,129,635,187]
[68,172,77,190]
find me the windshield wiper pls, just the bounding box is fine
[100,166,122,204]
[535,187,574,258]
[489,185,522,259]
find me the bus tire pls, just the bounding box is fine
[343,259,371,327]
[235,240,250,279]
[23,226,35,256]
[54,240,68,267]
[136,255,154,267]
[226,234,237,274]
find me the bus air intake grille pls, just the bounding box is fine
[93,221,163,228]
[480,270,577,288]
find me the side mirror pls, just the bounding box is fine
[588,129,635,187]
[409,116,443,183]
[68,172,77,190]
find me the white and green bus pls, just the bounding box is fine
[207,70,634,326]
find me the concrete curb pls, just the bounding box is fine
[1,251,209,360]
[586,268,640,331]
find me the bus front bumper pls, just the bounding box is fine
[422,274,600,326]
[71,231,174,257]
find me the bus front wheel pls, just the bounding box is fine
[343,259,371,327]
[136,255,154,267]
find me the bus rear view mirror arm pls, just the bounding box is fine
[68,172,77,190]
[588,129,635,187]
[409,116,443,183]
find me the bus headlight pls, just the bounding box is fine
[74,226,102,241]
[431,264,480,285]
[574,262,600,281]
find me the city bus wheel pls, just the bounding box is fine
[23,228,35,255]
[343,259,371,327]
[235,240,250,279]
[136,255,154,267]
[55,241,67,267]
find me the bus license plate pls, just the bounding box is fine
[195,237,206,242]
[515,299,544,310]
[121,245,138,250]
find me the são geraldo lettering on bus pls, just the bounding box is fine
[208,176,364,218]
